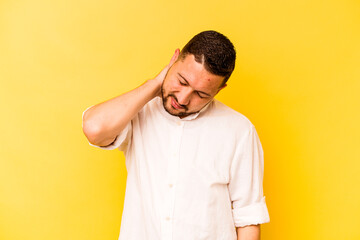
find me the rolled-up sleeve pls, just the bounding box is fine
[229,124,270,227]
[82,106,133,151]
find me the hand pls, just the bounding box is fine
[153,48,180,97]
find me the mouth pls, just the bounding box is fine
[170,96,184,110]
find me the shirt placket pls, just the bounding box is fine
[161,120,184,240]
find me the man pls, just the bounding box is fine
[82,30,270,240]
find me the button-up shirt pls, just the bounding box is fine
[83,97,270,240]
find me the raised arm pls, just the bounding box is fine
[82,49,180,147]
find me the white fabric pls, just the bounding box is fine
[83,97,270,240]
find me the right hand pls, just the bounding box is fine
[152,48,180,97]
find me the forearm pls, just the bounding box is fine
[236,224,260,240]
[82,78,160,146]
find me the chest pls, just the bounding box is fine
[130,116,238,186]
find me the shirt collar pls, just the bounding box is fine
[155,97,212,122]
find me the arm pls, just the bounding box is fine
[82,49,180,146]
[236,224,260,240]
[229,125,270,235]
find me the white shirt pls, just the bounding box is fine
[83,97,270,240]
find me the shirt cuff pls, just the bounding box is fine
[232,196,270,227]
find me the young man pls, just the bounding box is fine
[82,30,270,240]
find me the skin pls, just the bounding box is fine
[236,224,261,240]
[160,51,227,118]
[82,48,261,239]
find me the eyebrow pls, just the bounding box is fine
[177,73,211,97]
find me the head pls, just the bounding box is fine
[161,30,236,118]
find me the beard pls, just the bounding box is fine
[160,83,198,118]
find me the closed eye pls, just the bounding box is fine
[179,80,187,86]
[197,92,207,98]
[178,76,210,98]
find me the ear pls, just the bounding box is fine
[169,48,180,67]
[216,83,227,94]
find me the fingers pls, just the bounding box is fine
[152,48,180,85]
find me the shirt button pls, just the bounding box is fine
[177,121,182,126]
[169,184,173,188]
[166,216,170,221]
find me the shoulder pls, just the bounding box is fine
[202,99,256,140]
[209,99,254,128]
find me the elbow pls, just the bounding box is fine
[82,108,103,145]
[81,106,123,147]
[82,118,103,145]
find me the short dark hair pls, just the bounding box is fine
[179,30,236,87]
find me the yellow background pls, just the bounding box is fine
[1,0,359,239]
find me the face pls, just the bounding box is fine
[161,54,227,118]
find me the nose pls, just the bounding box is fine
[177,88,192,106]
